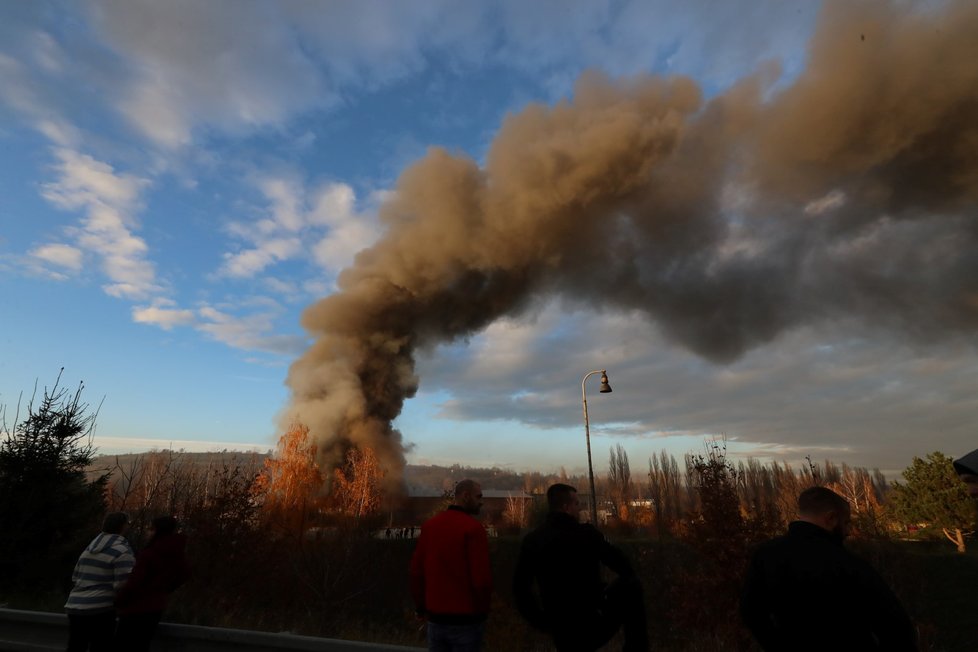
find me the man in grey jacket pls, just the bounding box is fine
[65,512,135,651]
[953,448,978,499]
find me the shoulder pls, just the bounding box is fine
[109,536,134,556]
[746,534,791,564]
[421,510,448,528]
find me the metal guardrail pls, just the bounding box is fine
[0,608,425,652]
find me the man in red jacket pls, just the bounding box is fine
[410,479,492,651]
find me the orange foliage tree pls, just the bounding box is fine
[330,446,385,520]
[254,422,324,534]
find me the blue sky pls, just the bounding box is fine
[2,1,976,477]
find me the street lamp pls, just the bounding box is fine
[581,369,612,526]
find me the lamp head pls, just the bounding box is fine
[599,371,612,393]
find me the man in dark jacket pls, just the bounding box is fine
[513,483,648,652]
[741,486,917,651]
[410,479,492,651]
[953,448,978,499]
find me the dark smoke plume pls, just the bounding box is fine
[285,0,978,487]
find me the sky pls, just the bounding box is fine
[1,0,975,479]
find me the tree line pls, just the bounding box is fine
[1,373,974,649]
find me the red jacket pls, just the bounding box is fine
[409,507,492,622]
[116,532,190,615]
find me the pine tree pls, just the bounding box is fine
[888,451,977,553]
[0,370,107,589]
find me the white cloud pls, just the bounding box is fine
[31,30,66,74]
[308,182,381,272]
[70,0,817,149]
[42,149,145,210]
[0,52,80,147]
[805,189,847,216]
[36,119,80,147]
[29,243,83,271]
[221,237,302,279]
[196,304,307,355]
[132,303,196,330]
[262,277,301,299]
[219,175,380,279]
[39,148,158,299]
[261,178,305,232]
[89,0,331,147]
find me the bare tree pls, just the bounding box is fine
[608,444,632,522]
[502,492,530,530]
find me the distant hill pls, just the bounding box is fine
[91,450,269,471]
[87,450,556,491]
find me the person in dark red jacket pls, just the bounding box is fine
[409,479,492,651]
[114,516,190,651]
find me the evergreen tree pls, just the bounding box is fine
[0,371,108,589]
[889,451,977,553]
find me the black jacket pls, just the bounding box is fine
[740,521,917,652]
[513,512,634,631]
[954,448,978,476]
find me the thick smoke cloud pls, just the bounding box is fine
[285,0,978,487]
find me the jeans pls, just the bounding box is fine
[427,621,485,652]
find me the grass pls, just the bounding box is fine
[6,534,976,651]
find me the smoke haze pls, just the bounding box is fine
[285,0,978,486]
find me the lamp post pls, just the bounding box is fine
[581,369,612,526]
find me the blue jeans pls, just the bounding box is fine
[427,621,485,652]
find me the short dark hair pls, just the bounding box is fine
[102,512,129,534]
[547,483,577,511]
[798,486,849,517]
[454,479,480,498]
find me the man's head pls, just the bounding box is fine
[547,483,581,520]
[454,479,483,515]
[797,486,851,540]
[953,449,978,499]
[102,512,129,535]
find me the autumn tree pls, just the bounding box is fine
[502,492,531,532]
[330,445,385,521]
[255,422,324,534]
[888,451,977,553]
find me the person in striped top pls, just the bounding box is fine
[64,512,135,652]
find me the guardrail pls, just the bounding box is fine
[0,608,425,652]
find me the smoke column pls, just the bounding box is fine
[285,0,978,487]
